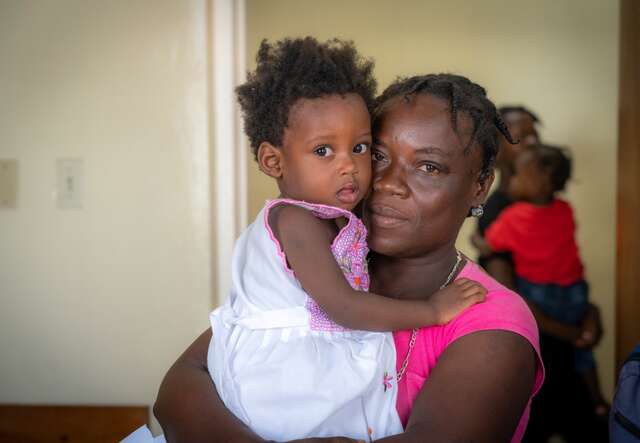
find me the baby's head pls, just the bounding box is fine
[508,144,572,204]
[237,37,377,210]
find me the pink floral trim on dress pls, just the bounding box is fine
[264,198,370,332]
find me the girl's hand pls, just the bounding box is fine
[428,278,487,324]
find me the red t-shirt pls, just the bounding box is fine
[485,198,583,285]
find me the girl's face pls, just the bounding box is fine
[508,150,551,203]
[367,94,492,258]
[259,93,372,211]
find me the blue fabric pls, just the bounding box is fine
[517,277,595,372]
[610,345,640,442]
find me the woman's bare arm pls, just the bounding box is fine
[153,329,263,443]
[377,330,537,443]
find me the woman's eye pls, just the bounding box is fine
[353,143,369,154]
[372,151,386,162]
[418,163,440,174]
[314,145,333,157]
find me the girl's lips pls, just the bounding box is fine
[336,184,360,204]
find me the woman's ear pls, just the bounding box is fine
[473,169,495,206]
[257,142,283,179]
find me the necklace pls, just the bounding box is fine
[396,250,463,382]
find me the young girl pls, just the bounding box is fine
[475,143,607,417]
[207,38,486,441]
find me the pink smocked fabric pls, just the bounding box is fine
[265,199,369,332]
[393,260,545,442]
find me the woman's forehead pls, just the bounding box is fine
[376,95,475,154]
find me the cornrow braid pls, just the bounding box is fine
[374,73,515,181]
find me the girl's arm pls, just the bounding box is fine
[271,205,485,331]
[153,329,361,443]
[376,330,536,443]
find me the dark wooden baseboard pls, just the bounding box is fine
[0,405,149,443]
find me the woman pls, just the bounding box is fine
[154,74,545,443]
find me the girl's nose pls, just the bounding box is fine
[338,153,358,175]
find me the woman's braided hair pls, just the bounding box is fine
[374,73,515,181]
[236,37,377,160]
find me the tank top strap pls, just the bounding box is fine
[264,198,356,221]
[263,198,367,253]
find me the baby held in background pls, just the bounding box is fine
[474,144,608,417]
[208,37,486,441]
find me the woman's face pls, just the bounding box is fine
[367,94,492,258]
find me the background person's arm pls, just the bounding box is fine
[376,330,537,443]
[575,303,603,348]
[481,254,599,346]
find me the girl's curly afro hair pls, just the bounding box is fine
[236,37,377,159]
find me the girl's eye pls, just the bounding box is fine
[372,150,386,162]
[314,145,333,157]
[418,163,440,174]
[353,143,369,154]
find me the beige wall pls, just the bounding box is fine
[0,0,212,429]
[0,0,619,429]
[245,0,619,397]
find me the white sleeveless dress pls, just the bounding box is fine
[208,198,402,441]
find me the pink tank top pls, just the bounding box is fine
[393,260,545,442]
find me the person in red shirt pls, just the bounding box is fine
[475,143,608,420]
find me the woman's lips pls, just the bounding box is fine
[368,203,409,228]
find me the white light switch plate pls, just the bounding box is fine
[57,158,83,209]
[0,159,18,209]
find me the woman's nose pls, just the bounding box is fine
[373,165,409,197]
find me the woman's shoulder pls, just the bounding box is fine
[458,260,535,312]
[419,259,544,395]
[445,260,539,348]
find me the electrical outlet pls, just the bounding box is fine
[57,158,83,209]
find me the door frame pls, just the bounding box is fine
[210,0,248,306]
[616,0,640,370]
